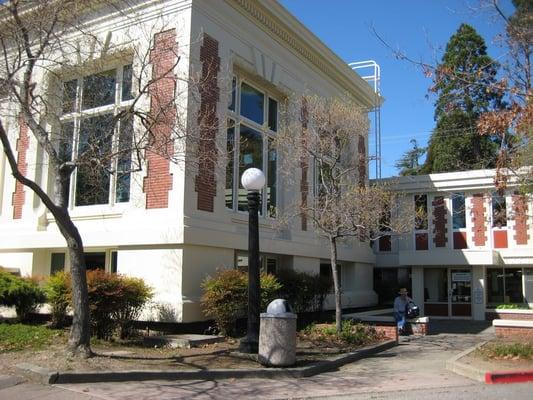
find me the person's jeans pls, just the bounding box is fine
[394,311,406,332]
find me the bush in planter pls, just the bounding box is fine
[495,303,530,310]
[45,272,71,328]
[0,269,46,321]
[201,269,282,336]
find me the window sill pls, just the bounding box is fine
[46,204,127,222]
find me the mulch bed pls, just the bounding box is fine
[0,330,385,374]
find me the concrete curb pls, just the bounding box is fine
[15,340,396,384]
[485,370,533,384]
[446,342,533,384]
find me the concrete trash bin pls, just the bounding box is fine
[258,299,297,367]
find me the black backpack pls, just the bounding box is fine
[406,301,420,318]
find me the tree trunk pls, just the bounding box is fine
[329,236,342,333]
[54,209,92,358]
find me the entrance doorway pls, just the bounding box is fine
[424,268,472,318]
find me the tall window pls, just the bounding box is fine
[452,193,466,229]
[226,78,278,217]
[492,193,507,228]
[414,194,428,250]
[60,64,134,207]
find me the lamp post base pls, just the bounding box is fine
[238,334,259,354]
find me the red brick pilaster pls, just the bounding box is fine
[194,34,220,212]
[12,115,29,219]
[143,30,176,209]
[358,135,366,187]
[512,194,529,245]
[300,98,308,231]
[432,196,447,247]
[471,194,487,246]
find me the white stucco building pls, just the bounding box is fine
[0,0,378,322]
[374,169,533,320]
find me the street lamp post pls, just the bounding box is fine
[239,167,265,354]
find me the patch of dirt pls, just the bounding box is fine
[458,341,533,372]
[0,333,385,374]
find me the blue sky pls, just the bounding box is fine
[279,0,514,178]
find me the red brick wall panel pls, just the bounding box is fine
[471,194,487,246]
[512,194,529,245]
[12,115,29,219]
[358,135,366,187]
[194,34,220,212]
[300,98,308,231]
[486,312,533,321]
[495,326,533,341]
[143,30,177,209]
[432,196,447,247]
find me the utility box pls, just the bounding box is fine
[258,299,297,367]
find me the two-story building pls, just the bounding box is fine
[0,0,378,322]
[375,169,533,320]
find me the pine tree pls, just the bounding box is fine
[395,139,426,176]
[422,24,503,173]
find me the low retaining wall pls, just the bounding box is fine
[343,313,430,339]
[486,309,533,321]
[493,319,533,340]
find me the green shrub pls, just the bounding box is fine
[0,270,46,321]
[276,268,330,313]
[495,303,530,310]
[45,272,71,328]
[86,270,153,340]
[113,276,153,339]
[201,269,282,336]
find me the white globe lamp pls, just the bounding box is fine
[241,168,265,191]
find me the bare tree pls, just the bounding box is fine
[0,0,219,356]
[276,95,412,333]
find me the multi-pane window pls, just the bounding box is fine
[60,65,134,207]
[226,78,278,217]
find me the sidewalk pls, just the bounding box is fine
[2,320,530,400]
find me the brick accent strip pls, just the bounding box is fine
[512,194,529,245]
[194,34,220,212]
[432,196,447,247]
[143,30,177,209]
[357,135,366,187]
[471,194,487,246]
[300,98,308,231]
[12,115,29,219]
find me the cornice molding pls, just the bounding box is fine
[226,0,379,108]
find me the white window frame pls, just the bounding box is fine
[226,76,278,218]
[59,63,134,209]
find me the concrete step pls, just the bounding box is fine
[143,334,224,349]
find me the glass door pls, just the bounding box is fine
[450,269,472,317]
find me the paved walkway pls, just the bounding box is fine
[2,320,529,400]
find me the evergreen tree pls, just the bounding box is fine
[395,139,426,176]
[422,24,503,173]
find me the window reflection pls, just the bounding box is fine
[240,82,264,125]
[82,69,116,110]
